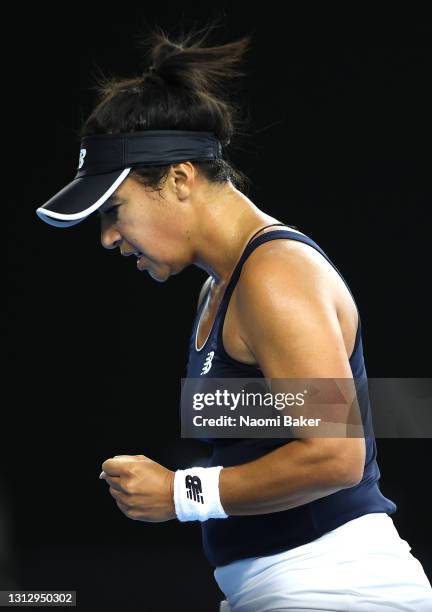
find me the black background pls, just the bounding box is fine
[6,4,432,611]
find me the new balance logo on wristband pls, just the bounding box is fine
[174,466,227,521]
[185,474,204,503]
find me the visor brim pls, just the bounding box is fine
[36,168,131,228]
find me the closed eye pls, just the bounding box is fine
[100,205,119,218]
[99,195,122,216]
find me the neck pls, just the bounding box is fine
[191,183,282,287]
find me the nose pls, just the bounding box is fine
[100,221,122,250]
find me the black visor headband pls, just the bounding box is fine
[76,130,223,177]
[35,130,223,228]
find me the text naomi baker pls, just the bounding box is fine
[192,415,322,427]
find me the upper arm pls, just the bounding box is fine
[237,245,365,482]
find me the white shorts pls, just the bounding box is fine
[214,513,432,611]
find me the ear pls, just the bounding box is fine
[170,162,196,200]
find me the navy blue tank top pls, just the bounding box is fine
[184,228,397,568]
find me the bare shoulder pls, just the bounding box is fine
[239,237,333,294]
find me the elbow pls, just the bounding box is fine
[337,464,364,488]
[325,443,365,488]
[302,438,366,489]
[333,453,365,488]
[334,438,366,488]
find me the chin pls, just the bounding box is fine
[148,269,169,283]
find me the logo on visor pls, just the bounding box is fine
[78,148,87,169]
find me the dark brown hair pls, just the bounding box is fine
[80,22,253,194]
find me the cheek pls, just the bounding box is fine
[119,217,145,241]
[122,214,177,260]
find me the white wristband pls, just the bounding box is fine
[173,465,229,522]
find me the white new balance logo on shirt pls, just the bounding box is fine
[201,350,214,375]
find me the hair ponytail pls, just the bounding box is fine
[80,22,253,193]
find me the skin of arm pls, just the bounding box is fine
[218,243,366,516]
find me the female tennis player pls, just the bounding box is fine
[36,24,432,612]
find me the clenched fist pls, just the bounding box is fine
[100,454,176,522]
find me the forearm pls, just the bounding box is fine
[219,439,355,516]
